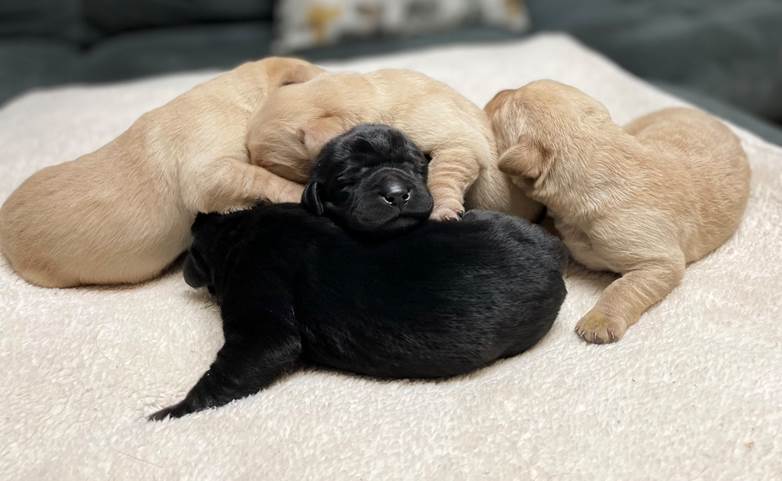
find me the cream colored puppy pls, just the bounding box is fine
[0,57,324,288]
[245,69,541,221]
[486,80,750,343]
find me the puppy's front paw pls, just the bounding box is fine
[575,310,627,344]
[274,182,306,204]
[430,206,464,222]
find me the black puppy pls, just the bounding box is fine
[149,124,567,420]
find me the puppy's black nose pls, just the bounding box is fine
[380,180,411,207]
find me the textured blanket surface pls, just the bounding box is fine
[1,34,780,481]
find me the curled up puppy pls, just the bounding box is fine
[245,69,542,222]
[0,57,324,287]
[486,80,751,344]
[149,124,566,420]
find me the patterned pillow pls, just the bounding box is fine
[273,0,529,53]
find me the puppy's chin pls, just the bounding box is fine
[353,196,433,236]
[349,214,427,237]
[377,215,428,234]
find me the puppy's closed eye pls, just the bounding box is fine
[300,116,346,156]
[331,187,351,204]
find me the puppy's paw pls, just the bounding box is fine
[430,206,464,222]
[272,182,306,204]
[148,402,190,421]
[575,311,627,344]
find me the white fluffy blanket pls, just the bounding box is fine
[1,34,780,481]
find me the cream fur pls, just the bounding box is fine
[0,58,325,287]
[487,80,751,344]
[246,69,542,221]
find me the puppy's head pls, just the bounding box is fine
[247,74,348,184]
[485,80,612,189]
[301,124,433,236]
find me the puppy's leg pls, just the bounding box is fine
[149,294,301,420]
[575,257,685,344]
[182,154,305,214]
[427,147,481,221]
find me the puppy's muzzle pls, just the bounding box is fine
[380,178,411,207]
[370,168,418,208]
[351,167,433,234]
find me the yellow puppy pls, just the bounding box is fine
[0,57,324,288]
[487,80,750,343]
[245,69,541,221]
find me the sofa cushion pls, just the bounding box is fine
[0,0,98,43]
[82,0,275,33]
[0,40,79,103]
[78,23,274,82]
[526,0,782,120]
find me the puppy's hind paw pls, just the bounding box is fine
[575,311,627,344]
[148,402,191,421]
[430,206,464,222]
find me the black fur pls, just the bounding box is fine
[149,124,567,420]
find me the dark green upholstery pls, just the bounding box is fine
[0,0,780,144]
[82,0,273,32]
[0,0,97,42]
[526,0,782,123]
[0,0,275,106]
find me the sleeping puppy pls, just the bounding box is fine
[0,57,324,287]
[149,124,566,420]
[303,124,434,236]
[245,69,542,222]
[486,80,751,344]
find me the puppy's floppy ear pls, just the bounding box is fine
[280,63,325,86]
[192,212,223,232]
[301,181,324,216]
[267,58,326,87]
[484,88,514,116]
[299,116,346,157]
[183,249,209,288]
[498,135,546,179]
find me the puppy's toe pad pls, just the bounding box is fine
[575,312,627,344]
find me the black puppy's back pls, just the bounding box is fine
[291,208,566,378]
